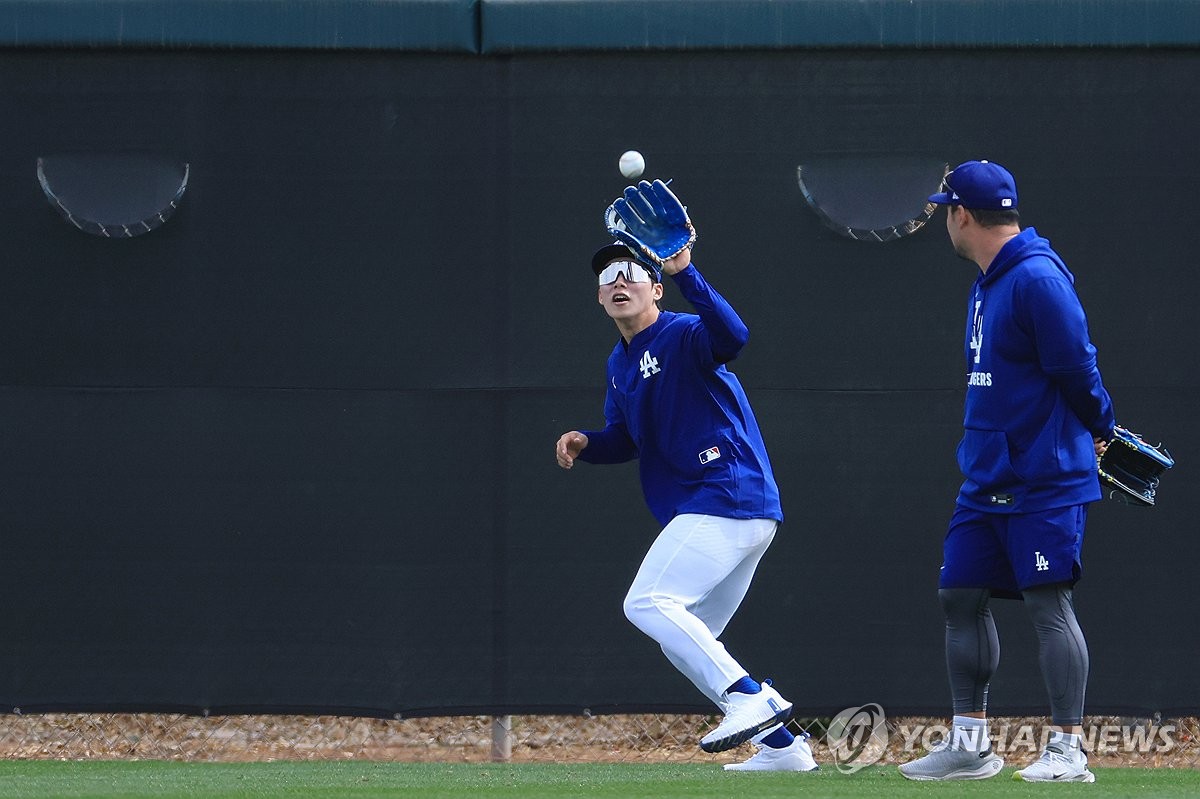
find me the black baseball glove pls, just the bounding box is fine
[1098,426,1175,506]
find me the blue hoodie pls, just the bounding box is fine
[577,265,782,527]
[957,228,1115,513]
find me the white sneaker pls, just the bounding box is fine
[1014,744,1096,783]
[700,681,794,753]
[899,740,1004,781]
[724,731,818,772]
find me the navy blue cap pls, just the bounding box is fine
[928,160,1018,210]
[591,242,661,281]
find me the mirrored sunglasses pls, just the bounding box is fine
[598,260,655,286]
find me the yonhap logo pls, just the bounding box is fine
[827,703,889,774]
[819,704,1183,773]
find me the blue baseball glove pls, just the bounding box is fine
[1098,425,1175,506]
[604,179,697,267]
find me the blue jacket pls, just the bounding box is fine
[578,265,783,526]
[957,227,1115,513]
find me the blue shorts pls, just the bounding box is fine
[939,504,1088,598]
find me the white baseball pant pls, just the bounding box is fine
[622,513,778,707]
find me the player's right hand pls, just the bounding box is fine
[556,431,589,469]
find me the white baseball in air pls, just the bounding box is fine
[619,150,645,179]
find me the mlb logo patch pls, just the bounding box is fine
[698,446,721,464]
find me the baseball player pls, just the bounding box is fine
[555,236,816,772]
[899,161,1115,783]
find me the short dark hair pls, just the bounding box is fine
[964,206,1020,228]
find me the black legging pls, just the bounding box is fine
[939,584,1088,726]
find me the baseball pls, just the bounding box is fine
[619,150,645,179]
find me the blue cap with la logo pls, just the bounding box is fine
[928,160,1018,211]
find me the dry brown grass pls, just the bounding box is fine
[0,712,1196,767]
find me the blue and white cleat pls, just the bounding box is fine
[723,729,819,772]
[700,681,793,754]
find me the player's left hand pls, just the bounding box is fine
[1094,436,1108,457]
[660,243,692,276]
[605,179,696,267]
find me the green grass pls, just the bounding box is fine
[0,762,1196,799]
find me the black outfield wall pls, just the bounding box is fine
[0,45,1195,718]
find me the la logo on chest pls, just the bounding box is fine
[639,350,660,379]
[971,299,984,364]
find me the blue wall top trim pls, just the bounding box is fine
[2,0,1199,51]
[0,0,479,50]
[482,0,1200,53]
